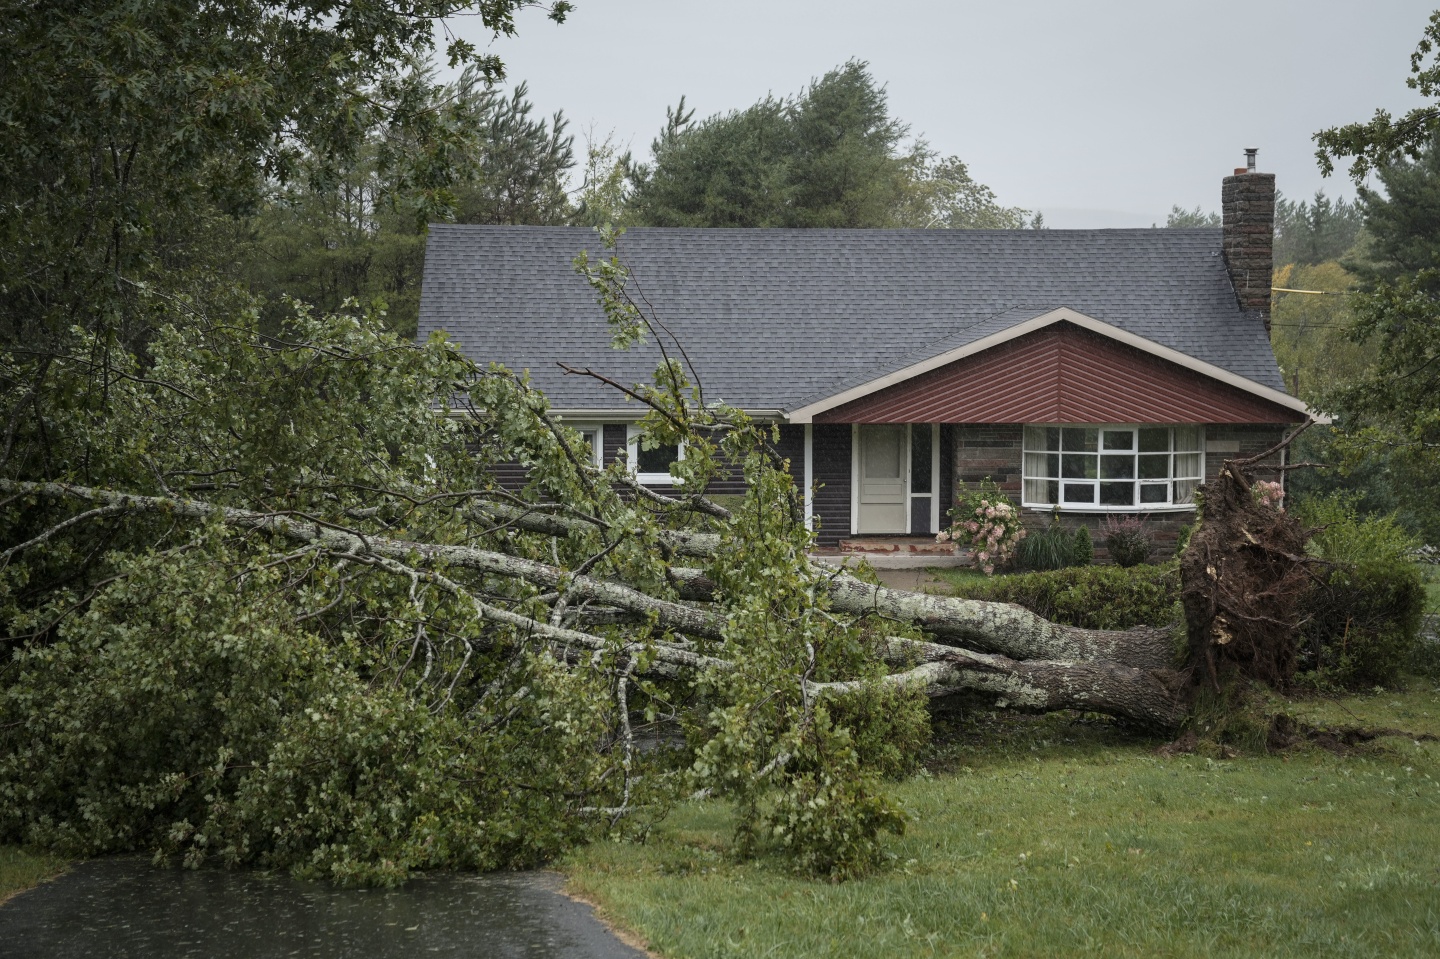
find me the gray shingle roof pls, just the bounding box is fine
[417,225,1287,413]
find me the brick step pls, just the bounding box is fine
[838,537,957,556]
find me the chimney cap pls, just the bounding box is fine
[1244,148,1258,173]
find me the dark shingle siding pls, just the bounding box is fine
[811,424,852,547]
[418,226,1286,413]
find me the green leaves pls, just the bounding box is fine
[0,0,571,351]
[1315,11,1440,182]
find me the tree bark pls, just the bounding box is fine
[837,636,1186,728]
[669,566,1177,672]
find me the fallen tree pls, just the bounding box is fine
[0,476,1189,729]
[0,278,1307,883]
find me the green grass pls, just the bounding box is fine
[924,566,999,595]
[0,847,67,906]
[563,683,1440,959]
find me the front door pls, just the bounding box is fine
[856,425,907,534]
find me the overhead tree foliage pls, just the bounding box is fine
[0,0,572,353]
[1314,10,1440,181]
[625,61,1027,229]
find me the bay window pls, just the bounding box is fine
[1022,425,1203,510]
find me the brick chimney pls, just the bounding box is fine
[1221,148,1276,331]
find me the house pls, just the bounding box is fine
[416,161,1307,554]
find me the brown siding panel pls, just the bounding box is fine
[816,322,1303,425]
[491,461,530,492]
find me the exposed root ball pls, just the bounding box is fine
[1181,458,1314,691]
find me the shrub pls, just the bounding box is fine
[1175,522,1195,556]
[941,478,1024,575]
[959,562,1181,632]
[1071,526,1094,567]
[1293,494,1427,688]
[1103,514,1153,568]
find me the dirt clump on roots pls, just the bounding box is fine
[1180,438,1318,693]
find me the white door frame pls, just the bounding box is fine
[848,424,941,536]
[803,424,814,532]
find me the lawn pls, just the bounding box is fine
[0,847,67,906]
[563,682,1440,959]
[924,565,993,595]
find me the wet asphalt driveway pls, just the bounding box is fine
[0,858,648,959]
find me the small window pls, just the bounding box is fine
[1022,424,1203,512]
[565,424,605,469]
[627,426,685,485]
[637,441,680,475]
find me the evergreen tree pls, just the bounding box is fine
[1273,190,1365,267]
[779,61,909,228]
[1163,206,1221,228]
[1354,138,1440,288]
[626,61,1023,230]
[453,81,575,226]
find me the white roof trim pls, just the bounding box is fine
[445,408,789,422]
[785,307,1316,424]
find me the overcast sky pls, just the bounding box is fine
[450,1,1435,227]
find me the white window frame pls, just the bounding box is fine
[1021,424,1204,512]
[626,425,686,486]
[570,424,605,469]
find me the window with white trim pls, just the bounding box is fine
[1022,425,1203,510]
[627,426,685,485]
[571,425,604,469]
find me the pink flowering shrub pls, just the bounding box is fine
[938,478,1026,575]
[1253,480,1285,511]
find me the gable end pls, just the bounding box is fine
[814,321,1305,425]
